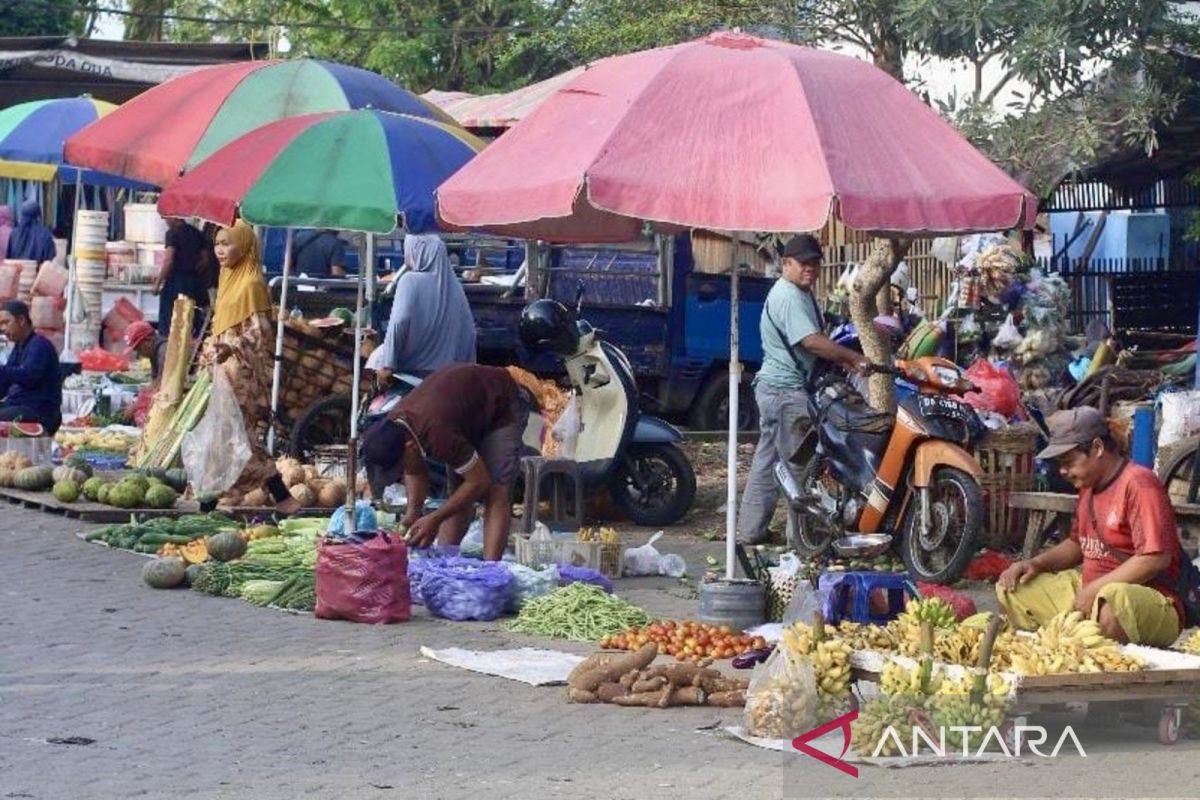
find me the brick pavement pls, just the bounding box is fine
[3,506,1199,800]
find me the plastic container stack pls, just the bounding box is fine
[71,209,110,350]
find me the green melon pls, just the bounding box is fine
[143,557,187,589]
[97,483,112,505]
[82,476,106,501]
[144,484,177,509]
[52,480,80,503]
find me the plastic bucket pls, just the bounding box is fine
[698,578,766,631]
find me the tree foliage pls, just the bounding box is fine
[0,0,78,37]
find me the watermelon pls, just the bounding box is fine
[9,422,45,438]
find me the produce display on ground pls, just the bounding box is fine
[76,470,182,509]
[504,583,649,641]
[566,643,749,707]
[599,620,768,663]
[220,457,348,509]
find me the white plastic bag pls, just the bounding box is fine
[461,518,485,557]
[549,393,581,460]
[1159,390,1200,451]
[622,531,664,577]
[992,313,1023,350]
[181,368,251,496]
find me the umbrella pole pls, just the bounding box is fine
[267,228,294,456]
[344,234,369,535]
[725,241,740,581]
[64,171,82,353]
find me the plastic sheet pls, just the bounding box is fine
[421,560,514,621]
[181,368,251,496]
[315,533,412,624]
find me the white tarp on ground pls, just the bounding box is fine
[419,646,584,686]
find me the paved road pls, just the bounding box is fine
[3,506,1199,799]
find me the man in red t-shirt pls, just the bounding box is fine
[997,407,1183,647]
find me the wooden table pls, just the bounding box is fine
[1010,491,1200,558]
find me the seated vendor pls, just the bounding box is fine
[123,321,169,384]
[0,300,63,433]
[997,407,1184,647]
[362,363,533,560]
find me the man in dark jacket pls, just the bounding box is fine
[0,300,62,432]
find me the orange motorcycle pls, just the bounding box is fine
[777,357,985,584]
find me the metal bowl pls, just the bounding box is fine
[832,533,894,558]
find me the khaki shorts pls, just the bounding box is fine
[995,570,1181,648]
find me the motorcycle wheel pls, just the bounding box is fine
[609,443,697,526]
[900,466,983,584]
[289,395,353,461]
[785,456,838,556]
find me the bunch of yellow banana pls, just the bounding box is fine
[880,659,942,697]
[851,695,922,757]
[897,597,959,630]
[1176,629,1200,655]
[813,639,854,696]
[836,620,897,651]
[576,526,620,545]
[994,624,1144,676]
[1037,610,1109,650]
[932,626,983,667]
[780,621,838,656]
[936,673,1013,699]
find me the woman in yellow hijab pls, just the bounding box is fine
[202,221,299,514]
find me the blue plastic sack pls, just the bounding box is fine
[327,501,379,537]
[420,560,515,621]
[407,552,467,606]
[557,565,614,594]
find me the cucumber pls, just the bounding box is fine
[138,533,193,546]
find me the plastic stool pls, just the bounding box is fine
[520,457,583,534]
[818,571,917,625]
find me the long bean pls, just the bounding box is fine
[503,584,648,641]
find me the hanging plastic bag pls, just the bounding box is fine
[549,393,581,460]
[1159,390,1200,451]
[782,583,832,628]
[315,533,411,624]
[622,531,665,577]
[962,358,1020,419]
[992,313,1023,350]
[743,647,819,739]
[181,368,251,496]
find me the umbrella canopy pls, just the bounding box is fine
[65,59,457,187]
[437,32,1035,241]
[0,97,154,188]
[157,109,484,234]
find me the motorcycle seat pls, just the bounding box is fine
[824,399,893,434]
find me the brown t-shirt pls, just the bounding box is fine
[394,364,518,474]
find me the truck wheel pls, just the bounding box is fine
[609,444,697,526]
[688,372,757,431]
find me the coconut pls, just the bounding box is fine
[318,481,346,508]
[280,464,306,488]
[289,483,316,507]
[243,488,270,507]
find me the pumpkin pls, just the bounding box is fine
[180,539,208,564]
[53,466,90,485]
[184,563,207,587]
[14,466,53,491]
[52,480,80,503]
[289,483,316,507]
[164,468,188,492]
[143,557,187,589]
[207,530,247,562]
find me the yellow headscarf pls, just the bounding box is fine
[212,220,272,336]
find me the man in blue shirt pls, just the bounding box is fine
[738,235,866,545]
[293,229,346,278]
[0,299,62,433]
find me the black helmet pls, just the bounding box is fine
[519,299,580,355]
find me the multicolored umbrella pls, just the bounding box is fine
[437,32,1035,240]
[65,59,456,187]
[0,96,152,187]
[157,109,483,233]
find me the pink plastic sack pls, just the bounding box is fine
[0,262,21,300]
[962,358,1020,419]
[315,533,411,624]
[31,261,68,297]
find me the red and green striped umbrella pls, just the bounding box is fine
[65,59,455,187]
[157,109,483,234]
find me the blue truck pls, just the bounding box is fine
[262,230,771,430]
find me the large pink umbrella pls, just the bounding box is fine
[437,32,1034,239]
[437,32,1034,581]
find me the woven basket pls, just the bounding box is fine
[974,424,1040,550]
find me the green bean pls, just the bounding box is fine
[503,584,648,641]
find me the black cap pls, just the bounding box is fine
[362,418,408,471]
[782,234,823,264]
[1037,407,1110,460]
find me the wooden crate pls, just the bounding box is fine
[974,424,1040,550]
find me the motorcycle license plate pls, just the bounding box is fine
[917,394,970,421]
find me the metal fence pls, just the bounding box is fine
[1035,257,1200,332]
